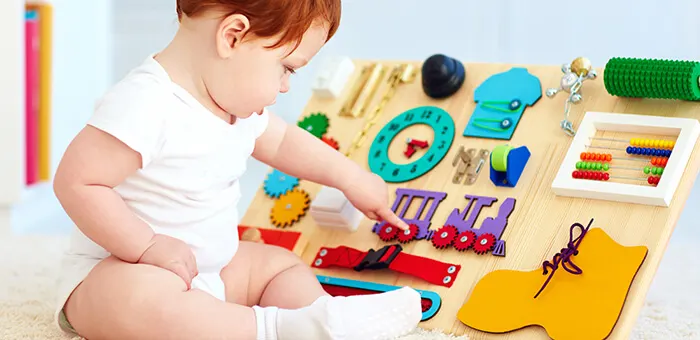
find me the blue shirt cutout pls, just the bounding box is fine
[463,67,542,140]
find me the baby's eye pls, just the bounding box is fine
[285,66,296,74]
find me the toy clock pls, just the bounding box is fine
[368,106,455,182]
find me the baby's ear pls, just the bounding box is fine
[217,13,250,53]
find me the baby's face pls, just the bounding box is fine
[205,17,329,119]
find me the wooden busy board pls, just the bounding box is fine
[239,59,700,339]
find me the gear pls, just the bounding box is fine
[397,224,419,243]
[453,230,477,251]
[473,233,497,255]
[378,224,399,241]
[431,225,458,249]
[322,135,340,150]
[270,188,310,228]
[298,112,329,138]
[264,169,299,198]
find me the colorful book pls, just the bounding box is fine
[26,2,53,181]
[25,10,40,185]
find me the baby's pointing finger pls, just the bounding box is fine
[378,208,409,230]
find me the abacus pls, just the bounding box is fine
[552,111,700,206]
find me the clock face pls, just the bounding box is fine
[368,106,455,182]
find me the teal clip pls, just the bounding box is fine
[479,99,522,113]
[473,117,513,132]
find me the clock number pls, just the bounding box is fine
[378,135,386,144]
[389,123,400,131]
[380,162,386,171]
[373,150,381,158]
[421,110,432,120]
[405,113,414,122]
[437,140,446,149]
[410,164,417,173]
[441,126,448,135]
[428,154,435,162]
[392,168,400,177]
[436,115,442,123]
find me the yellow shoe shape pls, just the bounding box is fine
[457,219,648,340]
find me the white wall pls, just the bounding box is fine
[10,0,113,233]
[109,0,700,238]
[50,0,113,174]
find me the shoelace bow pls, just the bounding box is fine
[533,218,593,298]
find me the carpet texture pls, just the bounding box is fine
[0,234,697,340]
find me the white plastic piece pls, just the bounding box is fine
[310,186,363,232]
[311,56,355,99]
[551,111,700,206]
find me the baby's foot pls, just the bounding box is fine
[326,287,422,339]
[275,286,422,340]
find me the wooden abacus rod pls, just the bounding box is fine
[588,137,675,149]
[585,145,672,157]
[571,170,661,186]
[575,161,665,176]
[579,152,668,166]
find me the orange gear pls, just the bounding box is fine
[270,188,310,228]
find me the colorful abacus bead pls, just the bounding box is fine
[580,152,612,161]
[575,161,610,171]
[630,139,675,150]
[643,166,664,175]
[647,176,661,185]
[625,146,672,157]
[650,157,668,166]
[572,170,610,181]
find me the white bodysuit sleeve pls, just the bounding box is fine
[87,79,168,168]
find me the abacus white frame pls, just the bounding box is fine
[551,111,700,206]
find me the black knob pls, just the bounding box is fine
[421,54,466,99]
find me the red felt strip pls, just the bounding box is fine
[237,226,301,251]
[389,252,461,287]
[321,284,432,313]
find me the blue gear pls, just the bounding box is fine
[264,169,300,198]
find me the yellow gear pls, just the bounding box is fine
[270,188,310,228]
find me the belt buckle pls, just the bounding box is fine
[354,244,403,271]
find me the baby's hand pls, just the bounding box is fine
[341,171,410,230]
[138,234,198,289]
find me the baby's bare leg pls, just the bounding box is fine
[222,241,422,340]
[64,256,259,340]
[221,241,327,308]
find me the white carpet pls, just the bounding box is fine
[0,234,697,340]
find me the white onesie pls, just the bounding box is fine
[54,55,269,333]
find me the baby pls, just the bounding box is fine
[52,0,422,339]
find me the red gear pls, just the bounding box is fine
[473,233,496,255]
[397,224,419,243]
[322,135,339,150]
[378,224,399,242]
[453,230,477,251]
[431,225,458,249]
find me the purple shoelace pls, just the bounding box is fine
[533,218,593,298]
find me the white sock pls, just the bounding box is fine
[253,305,279,340]
[273,286,422,340]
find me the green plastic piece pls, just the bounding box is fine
[604,57,700,100]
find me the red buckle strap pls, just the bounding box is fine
[312,244,461,288]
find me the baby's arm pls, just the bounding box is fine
[252,112,364,191]
[53,125,156,262]
[252,111,409,229]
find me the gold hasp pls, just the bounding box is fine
[339,63,385,118]
[344,63,417,157]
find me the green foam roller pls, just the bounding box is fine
[604,57,700,100]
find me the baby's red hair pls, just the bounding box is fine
[176,0,341,51]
